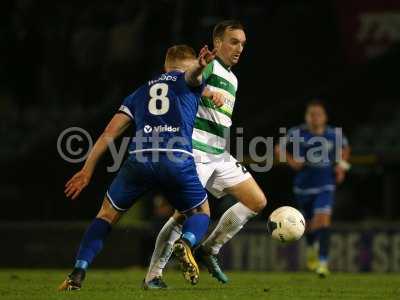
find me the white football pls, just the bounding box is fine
[267,206,305,243]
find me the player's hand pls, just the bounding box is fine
[335,165,346,184]
[203,88,225,108]
[65,169,92,200]
[198,45,217,67]
[209,91,225,108]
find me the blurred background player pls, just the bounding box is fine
[275,100,351,277]
[144,20,267,288]
[59,44,218,291]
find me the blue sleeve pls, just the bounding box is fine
[181,71,205,96]
[189,80,206,97]
[118,91,137,120]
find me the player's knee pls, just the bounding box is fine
[259,193,268,210]
[250,193,267,213]
[193,210,210,218]
[97,210,120,225]
[97,198,122,225]
[172,211,186,224]
[231,179,267,213]
[192,206,210,216]
[186,201,210,217]
[97,214,114,225]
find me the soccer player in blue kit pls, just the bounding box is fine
[276,100,351,277]
[59,44,219,291]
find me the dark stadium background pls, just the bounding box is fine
[1,0,400,271]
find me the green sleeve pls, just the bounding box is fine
[202,61,214,81]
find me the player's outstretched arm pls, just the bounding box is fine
[65,113,131,200]
[185,45,217,87]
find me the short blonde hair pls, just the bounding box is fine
[165,45,196,69]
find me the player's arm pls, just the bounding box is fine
[65,113,131,200]
[281,150,304,171]
[274,137,304,171]
[185,45,217,87]
[335,145,351,184]
[286,152,305,171]
[341,145,351,162]
[81,113,131,175]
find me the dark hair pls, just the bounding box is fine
[306,99,326,111]
[165,44,196,66]
[213,20,245,41]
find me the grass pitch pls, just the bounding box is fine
[0,269,399,300]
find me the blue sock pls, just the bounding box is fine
[315,227,330,262]
[181,213,210,247]
[306,231,315,247]
[74,218,112,270]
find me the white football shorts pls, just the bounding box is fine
[194,151,252,198]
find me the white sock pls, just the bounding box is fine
[202,202,257,255]
[145,217,182,282]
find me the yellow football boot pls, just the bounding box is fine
[173,239,200,285]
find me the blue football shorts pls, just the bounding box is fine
[106,152,207,213]
[295,190,334,220]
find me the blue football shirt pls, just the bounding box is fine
[118,71,204,156]
[284,124,349,194]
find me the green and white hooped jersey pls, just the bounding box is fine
[192,58,237,159]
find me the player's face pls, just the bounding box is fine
[305,105,327,128]
[216,29,246,67]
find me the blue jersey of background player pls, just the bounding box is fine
[287,125,349,198]
[277,100,351,278]
[60,45,219,291]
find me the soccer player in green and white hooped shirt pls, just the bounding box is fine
[143,20,268,289]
